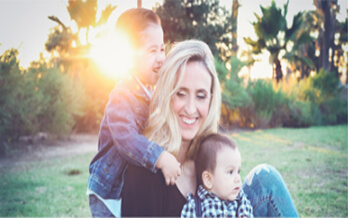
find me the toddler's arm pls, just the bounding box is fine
[155,151,181,185]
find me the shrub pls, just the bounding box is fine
[242,79,289,128]
[29,63,86,134]
[0,49,86,142]
[216,57,252,128]
[311,69,347,124]
[281,70,347,127]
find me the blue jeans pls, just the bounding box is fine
[89,195,115,217]
[242,164,299,217]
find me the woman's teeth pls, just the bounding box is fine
[182,117,196,124]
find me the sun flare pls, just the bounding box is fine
[89,29,135,80]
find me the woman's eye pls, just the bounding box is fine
[228,170,233,175]
[197,93,206,99]
[177,91,185,97]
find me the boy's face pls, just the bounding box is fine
[134,23,165,86]
[206,146,242,201]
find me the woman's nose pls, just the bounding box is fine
[185,97,197,115]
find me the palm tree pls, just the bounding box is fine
[66,0,117,45]
[67,0,97,44]
[283,11,317,79]
[244,0,312,83]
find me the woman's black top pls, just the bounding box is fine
[121,164,187,217]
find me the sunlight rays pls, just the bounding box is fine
[88,28,135,80]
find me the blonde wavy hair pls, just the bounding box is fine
[143,40,221,160]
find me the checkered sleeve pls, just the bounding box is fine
[237,190,254,217]
[181,193,197,218]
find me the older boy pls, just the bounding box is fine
[87,8,181,217]
[181,133,253,217]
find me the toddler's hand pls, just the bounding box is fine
[155,151,181,186]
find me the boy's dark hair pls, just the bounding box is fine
[195,133,237,186]
[116,8,161,48]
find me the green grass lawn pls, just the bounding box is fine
[0,125,347,217]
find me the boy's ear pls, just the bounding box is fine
[202,171,213,190]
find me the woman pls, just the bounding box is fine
[121,40,299,217]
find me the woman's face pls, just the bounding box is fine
[172,61,212,144]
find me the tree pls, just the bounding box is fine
[244,0,313,83]
[67,0,97,43]
[44,2,118,132]
[45,2,117,71]
[155,0,232,61]
[283,11,317,79]
[314,0,339,73]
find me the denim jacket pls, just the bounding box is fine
[87,76,164,200]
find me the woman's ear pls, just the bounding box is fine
[202,170,213,190]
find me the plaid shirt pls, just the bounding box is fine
[181,185,253,218]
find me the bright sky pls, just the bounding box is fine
[0,0,347,78]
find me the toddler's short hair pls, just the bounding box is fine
[116,8,161,48]
[195,133,238,186]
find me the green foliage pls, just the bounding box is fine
[243,79,289,128]
[0,49,23,140]
[218,59,347,128]
[0,49,86,142]
[216,57,251,128]
[27,62,86,134]
[67,0,97,29]
[310,69,347,124]
[280,70,347,127]
[155,0,233,61]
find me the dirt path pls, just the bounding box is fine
[0,134,98,170]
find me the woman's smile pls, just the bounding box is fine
[180,116,197,125]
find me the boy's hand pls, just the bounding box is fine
[155,151,181,186]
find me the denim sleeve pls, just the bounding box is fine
[105,88,164,173]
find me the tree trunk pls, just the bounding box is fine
[300,44,308,79]
[231,0,239,57]
[322,0,331,71]
[274,59,283,83]
[346,55,348,84]
[315,0,337,72]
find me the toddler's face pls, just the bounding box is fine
[134,23,165,86]
[209,147,242,201]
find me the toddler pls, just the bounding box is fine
[181,133,253,217]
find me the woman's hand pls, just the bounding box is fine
[156,151,182,186]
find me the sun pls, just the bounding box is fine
[88,28,135,80]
